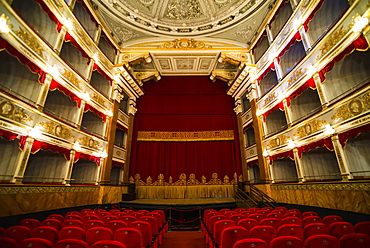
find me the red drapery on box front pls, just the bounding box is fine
[130,76,242,182]
[257,62,276,84]
[269,150,294,164]
[92,63,112,83]
[297,137,334,158]
[277,32,302,59]
[49,80,82,108]
[247,159,258,167]
[26,139,71,160]
[338,123,370,147]
[261,101,285,122]
[286,78,316,106]
[0,129,18,141]
[74,152,101,165]
[84,103,107,122]
[112,160,125,169]
[302,0,326,31]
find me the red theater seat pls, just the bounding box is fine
[82,215,100,222]
[270,236,304,248]
[301,211,319,219]
[302,216,323,227]
[65,215,82,221]
[114,212,128,218]
[275,207,287,211]
[303,223,330,240]
[260,218,281,230]
[237,218,258,231]
[213,220,236,248]
[5,225,31,244]
[339,233,370,248]
[140,215,160,245]
[261,207,274,212]
[91,240,127,248]
[229,215,246,225]
[0,226,4,237]
[0,237,19,248]
[46,214,64,223]
[248,213,265,223]
[66,211,81,216]
[53,239,89,248]
[208,215,228,244]
[19,238,52,248]
[323,215,343,227]
[59,226,86,241]
[355,221,370,236]
[114,228,143,248]
[280,217,302,226]
[109,209,121,214]
[130,221,153,248]
[220,226,249,248]
[20,219,40,230]
[106,220,128,234]
[138,210,149,215]
[31,226,59,244]
[101,215,119,225]
[232,238,268,248]
[304,234,339,248]
[40,219,62,231]
[86,227,113,247]
[62,219,84,228]
[249,225,277,245]
[120,216,137,225]
[84,220,105,231]
[329,222,355,239]
[277,224,303,240]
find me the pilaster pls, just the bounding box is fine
[331,134,354,181]
[12,136,34,184]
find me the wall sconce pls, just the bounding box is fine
[287,140,296,149]
[0,14,11,34]
[323,124,335,136]
[352,15,368,32]
[262,149,269,157]
[64,18,74,31]
[29,126,42,139]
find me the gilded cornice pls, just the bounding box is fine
[132,71,161,86]
[14,27,47,60]
[157,38,212,50]
[332,92,370,121]
[0,99,33,124]
[0,186,99,194]
[39,121,75,140]
[293,120,328,139]
[271,182,370,191]
[210,71,237,84]
[267,134,290,149]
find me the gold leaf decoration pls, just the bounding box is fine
[294,120,327,138]
[91,93,106,107]
[61,70,81,89]
[267,135,290,148]
[317,27,347,60]
[332,93,370,121]
[0,100,33,123]
[158,38,212,49]
[15,28,46,60]
[77,136,102,149]
[39,122,74,140]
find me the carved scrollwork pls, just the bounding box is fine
[157,38,212,49]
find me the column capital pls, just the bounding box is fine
[246,84,258,101]
[128,99,137,116]
[233,99,243,115]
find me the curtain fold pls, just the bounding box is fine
[74,152,101,165]
[49,79,82,107]
[297,137,334,158]
[269,150,294,164]
[338,123,370,147]
[84,103,107,122]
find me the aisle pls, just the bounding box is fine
[160,231,209,248]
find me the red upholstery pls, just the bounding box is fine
[208,215,228,243]
[101,215,119,225]
[40,219,62,231]
[130,221,153,247]
[83,215,100,222]
[213,220,236,247]
[145,213,163,243]
[234,208,246,213]
[5,225,31,244]
[81,209,94,214]
[266,213,283,220]
[220,209,231,214]
[304,234,339,248]
[122,210,135,214]
[232,238,268,248]
[339,233,370,248]
[120,216,137,225]
[62,220,84,228]
[131,212,144,219]
[301,211,319,219]
[323,215,343,227]
[19,238,52,248]
[20,219,40,230]
[114,212,128,218]
[139,216,158,247]
[302,216,323,227]
[220,226,248,248]
[248,213,265,223]
[256,210,269,216]
[237,218,259,231]
[329,222,355,239]
[283,212,301,219]
[114,228,143,248]
[0,237,19,248]
[91,240,127,248]
[153,210,167,233]
[97,212,111,218]
[54,239,89,248]
[269,236,304,248]
[249,225,277,245]
[261,207,274,212]
[31,226,59,244]
[248,208,259,212]
[260,218,281,230]
[106,220,128,234]
[225,211,238,218]
[0,226,4,237]
[280,217,302,226]
[286,209,301,214]
[84,220,105,231]
[109,209,121,214]
[229,215,246,224]
[355,221,370,236]
[59,226,85,241]
[94,209,107,214]
[65,215,82,221]
[46,214,64,223]
[138,210,149,215]
[275,207,287,211]
[86,227,113,246]
[277,224,303,240]
[66,211,81,216]
[303,223,330,240]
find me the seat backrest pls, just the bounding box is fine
[237,218,259,231]
[40,219,62,231]
[54,239,89,248]
[59,226,86,241]
[101,215,119,225]
[232,238,268,248]
[0,237,19,248]
[62,219,84,228]
[82,215,100,222]
[248,213,265,223]
[256,210,269,216]
[0,226,4,237]
[106,220,128,234]
[339,233,370,248]
[280,217,302,226]
[114,212,128,218]
[86,227,113,246]
[323,215,343,227]
[64,214,82,221]
[131,212,144,219]
[283,212,301,219]
[205,212,222,226]
[249,225,277,245]
[109,209,121,214]
[5,225,31,244]
[46,214,64,223]
[301,211,319,219]
[329,221,355,239]
[248,208,259,212]
[229,214,246,224]
[19,238,53,248]
[120,216,137,225]
[129,221,153,247]
[260,218,281,230]
[220,226,248,248]
[139,216,158,236]
[269,236,304,248]
[20,219,40,230]
[209,215,228,234]
[355,221,370,236]
[138,210,149,215]
[31,226,59,244]
[277,224,304,240]
[303,223,330,240]
[94,209,107,214]
[275,207,287,211]
[261,207,274,212]
[213,220,236,244]
[304,234,339,248]
[91,240,127,248]
[302,216,323,227]
[66,211,81,216]
[114,228,143,248]
[81,209,94,214]
[84,220,105,231]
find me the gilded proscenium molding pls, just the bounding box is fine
[332,92,370,121]
[294,120,328,138]
[0,186,99,194]
[157,38,212,49]
[132,71,161,86]
[218,52,250,66]
[118,53,152,68]
[0,100,33,123]
[137,130,234,142]
[210,71,236,85]
[15,27,47,60]
[39,121,74,140]
[271,182,370,191]
[130,172,240,186]
[267,135,290,149]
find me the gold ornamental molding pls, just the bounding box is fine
[39,122,74,140]
[157,38,212,50]
[61,70,82,90]
[271,183,370,191]
[77,136,102,149]
[137,130,234,142]
[91,93,106,107]
[218,52,250,66]
[317,27,348,60]
[0,100,33,123]
[14,27,47,61]
[132,71,161,86]
[210,71,236,84]
[267,135,290,149]
[130,172,240,186]
[0,186,99,194]
[117,53,152,68]
[332,92,370,121]
[294,120,328,138]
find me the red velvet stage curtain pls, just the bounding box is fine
[130,76,242,182]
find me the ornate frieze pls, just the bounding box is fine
[15,27,47,60]
[165,0,202,20]
[294,120,328,138]
[317,28,348,60]
[118,53,152,67]
[77,136,102,150]
[137,130,234,142]
[219,52,250,66]
[210,71,236,84]
[271,183,370,191]
[91,93,106,107]
[331,92,370,121]
[267,135,290,149]
[0,100,33,123]
[157,38,212,49]
[0,186,99,194]
[39,121,74,140]
[60,69,82,90]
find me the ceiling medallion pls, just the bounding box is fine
[166,0,202,20]
[157,38,212,49]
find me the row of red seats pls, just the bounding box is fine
[0,208,167,248]
[202,207,370,248]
